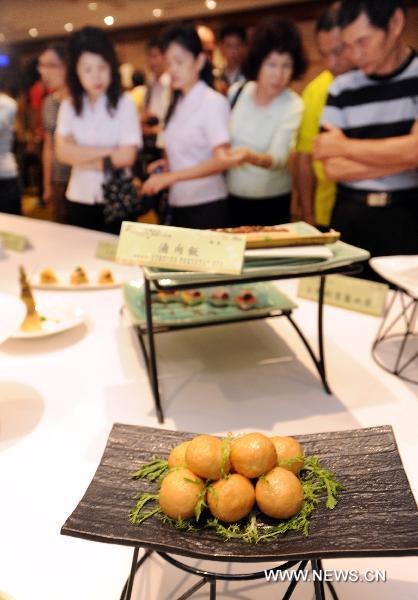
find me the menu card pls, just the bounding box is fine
[116,221,245,275]
[0,231,29,252]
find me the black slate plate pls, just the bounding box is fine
[61,424,418,563]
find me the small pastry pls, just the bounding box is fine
[40,268,58,285]
[209,289,230,307]
[154,291,178,303]
[70,267,88,285]
[98,269,114,285]
[235,290,257,310]
[180,289,204,306]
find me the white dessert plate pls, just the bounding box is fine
[30,269,124,290]
[11,301,85,338]
[0,293,26,343]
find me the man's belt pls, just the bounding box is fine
[337,185,418,207]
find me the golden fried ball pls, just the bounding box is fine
[230,433,277,478]
[207,474,255,523]
[185,435,230,480]
[255,467,304,519]
[159,468,204,520]
[271,436,304,475]
[168,441,190,469]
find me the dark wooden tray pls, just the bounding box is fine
[61,424,418,563]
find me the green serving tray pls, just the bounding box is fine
[123,281,297,327]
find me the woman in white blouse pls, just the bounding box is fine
[56,27,142,232]
[141,25,237,229]
[227,20,307,226]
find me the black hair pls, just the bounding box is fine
[316,2,342,34]
[40,43,67,63]
[338,0,407,31]
[132,70,145,87]
[219,24,247,44]
[161,24,214,125]
[146,38,163,52]
[243,20,308,82]
[66,26,122,115]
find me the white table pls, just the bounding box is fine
[0,213,417,600]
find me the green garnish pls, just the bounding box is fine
[128,453,343,542]
[220,433,233,478]
[194,484,208,522]
[131,458,168,482]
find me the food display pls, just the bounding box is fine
[129,431,342,542]
[19,266,42,332]
[97,269,114,285]
[180,289,204,306]
[36,267,117,288]
[213,224,340,249]
[155,290,179,303]
[70,267,89,285]
[40,268,59,285]
[208,289,230,307]
[234,290,257,311]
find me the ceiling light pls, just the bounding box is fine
[0,33,5,42]
[64,23,74,32]
[205,0,217,9]
[152,8,163,18]
[88,2,98,10]
[28,28,39,38]
[104,16,114,26]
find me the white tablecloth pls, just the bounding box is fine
[0,213,417,600]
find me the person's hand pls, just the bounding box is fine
[147,158,168,174]
[314,123,347,160]
[141,171,175,195]
[216,146,249,168]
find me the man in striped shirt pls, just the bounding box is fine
[314,0,418,272]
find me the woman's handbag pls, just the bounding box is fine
[102,156,144,224]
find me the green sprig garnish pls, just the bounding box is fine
[131,458,169,482]
[128,453,343,542]
[220,433,233,478]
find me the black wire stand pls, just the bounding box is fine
[372,286,418,384]
[120,551,337,600]
[135,264,363,422]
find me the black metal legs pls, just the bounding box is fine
[372,288,418,384]
[120,548,153,600]
[136,274,333,422]
[120,551,339,600]
[137,279,164,423]
[286,275,331,394]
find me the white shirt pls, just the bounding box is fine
[146,72,171,123]
[0,93,18,179]
[227,82,303,198]
[163,80,230,207]
[56,93,142,205]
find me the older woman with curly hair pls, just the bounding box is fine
[227,20,308,226]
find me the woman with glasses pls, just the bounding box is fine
[38,44,70,222]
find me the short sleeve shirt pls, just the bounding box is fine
[163,80,230,207]
[297,70,336,226]
[321,50,418,191]
[0,93,18,179]
[227,82,303,198]
[42,95,71,184]
[56,93,142,204]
